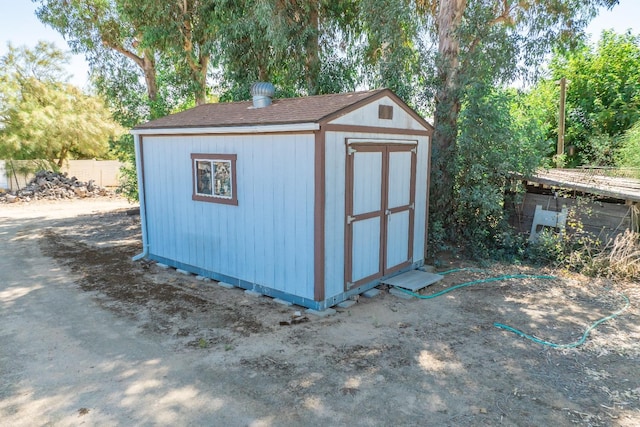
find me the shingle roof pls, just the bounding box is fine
[134,88,425,130]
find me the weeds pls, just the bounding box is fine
[591,230,640,280]
[525,201,640,280]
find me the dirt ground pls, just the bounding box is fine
[1,198,639,426]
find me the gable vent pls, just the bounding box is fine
[379,105,393,120]
[251,82,275,108]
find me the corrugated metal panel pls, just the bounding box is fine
[328,96,427,130]
[143,134,315,298]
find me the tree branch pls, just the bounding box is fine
[102,40,146,70]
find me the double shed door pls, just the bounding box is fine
[345,142,417,289]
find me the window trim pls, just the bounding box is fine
[191,153,238,205]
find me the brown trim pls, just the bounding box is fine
[352,210,382,221]
[323,123,430,136]
[313,129,326,301]
[387,205,411,215]
[424,135,432,260]
[383,145,416,272]
[318,88,434,133]
[344,143,387,289]
[380,145,390,277]
[383,260,412,277]
[190,153,238,206]
[408,147,417,262]
[344,141,417,288]
[134,130,315,138]
[350,271,384,289]
[344,140,354,289]
[381,144,417,265]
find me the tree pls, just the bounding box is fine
[548,30,640,166]
[34,0,161,104]
[214,0,362,100]
[616,121,640,172]
[117,0,219,105]
[0,43,122,168]
[423,0,619,235]
[34,0,222,107]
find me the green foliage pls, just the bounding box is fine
[30,0,632,259]
[0,43,122,166]
[428,0,618,247]
[546,30,640,165]
[109,134,138,202]
[451,83,547,258]
[616,121,640,173]
[214,0,362,100]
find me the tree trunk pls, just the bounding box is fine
[194,55,209,106]
[106,43,159,104]
[57,146,68,168]
[305,6,320,95]
[141,53,158,103]
[430,0,466,235]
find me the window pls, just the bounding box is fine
[191,153,238,205]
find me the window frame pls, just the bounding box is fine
[191,153,238,205]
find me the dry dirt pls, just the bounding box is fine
[1,198,639,426]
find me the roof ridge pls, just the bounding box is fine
[201,88,386,107]
[132,87,433,131]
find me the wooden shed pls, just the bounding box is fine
[131,88,433,310]
[512,168,640,242]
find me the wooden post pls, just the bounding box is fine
[625,200,639,232]
[557,77,567,156]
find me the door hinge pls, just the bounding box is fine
[385,209,391,216]
[411,147,417,154]
[348,146,357,155]
[410,203,415,210]
[347,215,356,224]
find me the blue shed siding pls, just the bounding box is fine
[142,134,316,299]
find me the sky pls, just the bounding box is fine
[0,0,639,89]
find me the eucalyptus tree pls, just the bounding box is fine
[34,0,220,107]
[214,0,361,99]
[418,0,620,235]
[34,0,161,104]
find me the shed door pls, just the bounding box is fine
[345,143,416,289]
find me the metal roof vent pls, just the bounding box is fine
[250,82,275,108]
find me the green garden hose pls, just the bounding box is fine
[394,270,630,349]
[494,293,630,349]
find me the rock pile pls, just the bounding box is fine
[0,170,115,203]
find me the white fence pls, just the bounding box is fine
[0,159,124,191]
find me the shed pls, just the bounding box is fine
[512,168,640,242]
[131,88,434,310]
